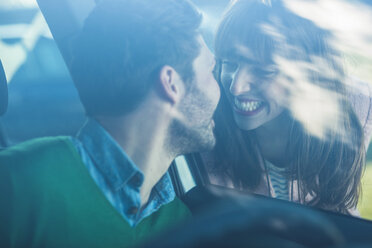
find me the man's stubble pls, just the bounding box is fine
[167,84,217,157]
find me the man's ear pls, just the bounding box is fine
[157,65,183,104]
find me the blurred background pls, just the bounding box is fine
[0,0,371,218]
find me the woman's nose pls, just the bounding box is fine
[229,67,255,96]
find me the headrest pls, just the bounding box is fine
[0,60,8,116]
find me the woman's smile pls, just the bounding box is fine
[233,97,266,116]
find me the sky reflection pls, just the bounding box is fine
[283,0,372,83]
[236,0,372,145]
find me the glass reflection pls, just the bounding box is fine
[203,0,372,218]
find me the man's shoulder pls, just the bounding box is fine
[0,136,79,170]
[1,135,72,154]
[0,136,86,205]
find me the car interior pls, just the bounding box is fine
[1,0,372,247]
[0,60,8,148]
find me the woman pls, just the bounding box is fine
[205,0,369,215]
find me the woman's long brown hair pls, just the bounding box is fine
[212,0,365,214]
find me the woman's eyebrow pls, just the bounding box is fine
[220,49,272,65]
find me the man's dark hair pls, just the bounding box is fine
[70,0,202,116]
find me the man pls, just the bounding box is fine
[0,0,220,247]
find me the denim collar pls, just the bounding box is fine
[76,118,144,191]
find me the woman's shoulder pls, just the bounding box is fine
[345,76,372,148]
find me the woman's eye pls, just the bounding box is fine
[265,69,278,78]
[262,69,275,75]
[255,67,278,78]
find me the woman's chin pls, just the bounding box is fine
[233,114,266,131]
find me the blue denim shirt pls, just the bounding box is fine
[70,118,175,227]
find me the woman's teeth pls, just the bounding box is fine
[234,98,263,112]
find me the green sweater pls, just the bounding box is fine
[0,137,191,248]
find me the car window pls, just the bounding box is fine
[1,0,372,221]
[197,0,372,220]
[0,0,85,145]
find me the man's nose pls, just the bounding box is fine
[229,67,254,96]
